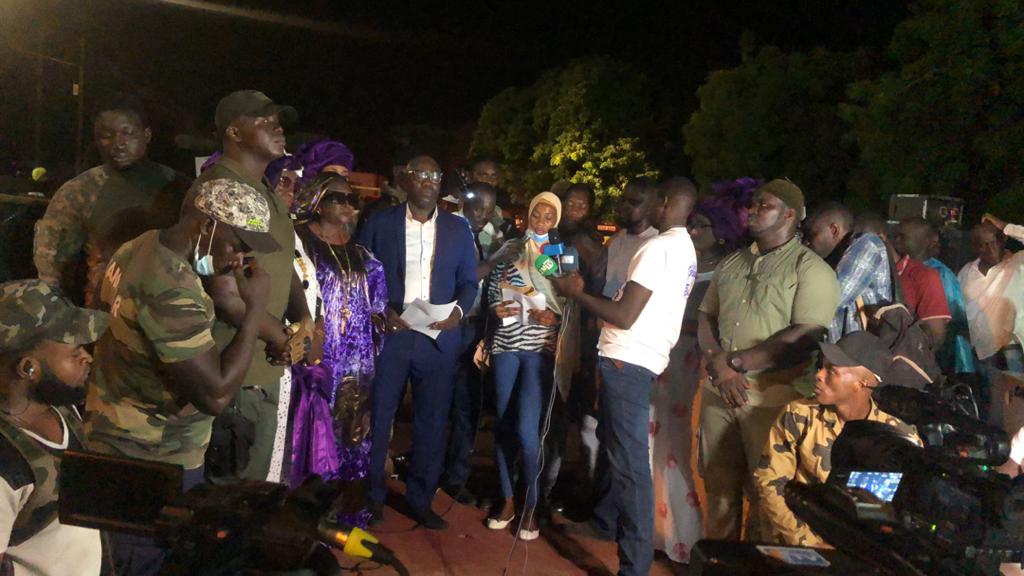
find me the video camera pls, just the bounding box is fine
[57,451,407,576]
[691,386,1023,575]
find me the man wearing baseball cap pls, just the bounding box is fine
[0,280,107,575]
[188,90,314,483]
[698,178,840,541]
[87,178,273,575]
[753,331,919,548]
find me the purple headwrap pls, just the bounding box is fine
[199,151,222,173]
[265,154,301,189]
[295,140,355,185]
[693,177,761,253]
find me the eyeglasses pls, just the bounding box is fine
[320,192,361,208]
[406,170,443,184]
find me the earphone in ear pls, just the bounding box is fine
[20,360,35,376]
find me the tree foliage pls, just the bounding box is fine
[683,36,865,207]
[841,0,1024,219]
[471,57,659,213]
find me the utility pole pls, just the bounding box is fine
[74,37,86,174]
[32,39,44,166]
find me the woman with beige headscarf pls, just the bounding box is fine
[484,191,566,540]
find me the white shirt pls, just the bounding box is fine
[602,226,659,298]
[599,227,698,375]
[404,205,438,307]
[0,408,102,576]
[958,223,1024,360]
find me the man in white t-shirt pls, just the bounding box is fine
[552,182,697,576]
[0,280,107,576]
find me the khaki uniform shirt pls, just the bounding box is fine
[86,230,216,469]
[33,160,186,307]
[753,398,919,547]
[700,238,840,405]
[184,157,295,392]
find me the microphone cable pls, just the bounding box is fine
[500,300,575,576]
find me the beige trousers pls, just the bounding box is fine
[698,386,791,541]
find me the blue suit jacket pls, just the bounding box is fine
[357,203,479,353]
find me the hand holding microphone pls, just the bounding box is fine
[535,253,584,298]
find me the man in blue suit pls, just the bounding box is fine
[358,155,479,530]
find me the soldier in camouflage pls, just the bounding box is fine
[32,95,190,308]
[753,331,919,548]
[87,178,275,576]
[0,279,108,576]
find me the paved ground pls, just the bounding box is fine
[336,397,701,576]
[346,478,685,576]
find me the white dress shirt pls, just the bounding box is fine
[958,223,1024,360]
[404,205,438,307]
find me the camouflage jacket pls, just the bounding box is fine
[86,230,216,469]
[0,406,85,546]
[32,161,188,307]
[753,398,919,547]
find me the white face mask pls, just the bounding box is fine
[193,220,218,277]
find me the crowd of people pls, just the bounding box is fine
[1,89,1023,576]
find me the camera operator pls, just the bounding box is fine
[0,280,107,576]
[753,331,920,548]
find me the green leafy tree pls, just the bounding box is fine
[684,37,865,206]
[471,57,659,214]
[842,0,1024,220]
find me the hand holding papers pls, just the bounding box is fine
[400,299,457,340]
[500,287,547,326]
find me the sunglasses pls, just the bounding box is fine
[320,192,361,208]
[406,170,443,184]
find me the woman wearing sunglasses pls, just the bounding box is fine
[288,172,388,526]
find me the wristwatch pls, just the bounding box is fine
[727,352,747,374]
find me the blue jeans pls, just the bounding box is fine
[592,357,655,576]
[492,350,553,510]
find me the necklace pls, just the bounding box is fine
[324,241,371,335]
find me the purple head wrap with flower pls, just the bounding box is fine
[692,177,760,253]
[295,140,355,185]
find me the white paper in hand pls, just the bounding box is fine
[500,288,547,325]
[400,299,457,340]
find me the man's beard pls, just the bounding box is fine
[29,361,86,406]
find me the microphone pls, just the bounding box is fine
[559,245,580,274]
[542,229,564,274]
[534,254,559,277]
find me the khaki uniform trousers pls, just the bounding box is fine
[698,386,793,541]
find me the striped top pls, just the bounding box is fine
[488,261,560,354]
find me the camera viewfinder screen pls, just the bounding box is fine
[846,471,903,502]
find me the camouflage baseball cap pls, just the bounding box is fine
[194,178,281,253]
[0,280,108,353]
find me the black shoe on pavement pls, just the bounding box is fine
[368,502,385,527]
[410,507,449,531]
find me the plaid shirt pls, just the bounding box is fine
[829,233,892,342]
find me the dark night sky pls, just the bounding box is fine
[1,0,907,175]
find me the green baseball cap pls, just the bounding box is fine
[214,90,298,135]
[0,280,108,353]
[194,178,281,254]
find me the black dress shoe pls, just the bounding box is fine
[410,506,449,531]
[368,502,385,527]
[442,483,478,507]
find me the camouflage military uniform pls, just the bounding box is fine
[185,157,295,481]
[86,230,217,470]
[33,160,188,307]
[0,279,107,576]
[752,398,919,547]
